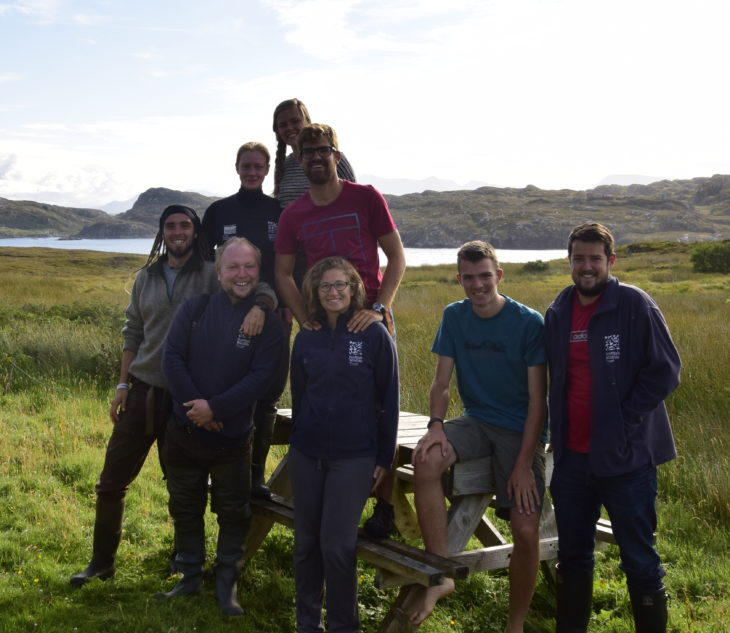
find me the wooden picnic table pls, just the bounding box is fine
[245,410,615,633]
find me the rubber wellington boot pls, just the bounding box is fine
[629,586,668,633]
[70,495,123,587]
[213,500,249,616]
[215,564,244,616]
[154,548,204,600]
[154,571,203,599]
[154,527,205,600]
[555,568,593,633]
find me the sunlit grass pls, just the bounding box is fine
[0,244,728,632]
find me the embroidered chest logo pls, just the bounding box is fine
[348,340,364,366]
[267,220,278,242]
[223,224,236,239]
[604,334,620,363]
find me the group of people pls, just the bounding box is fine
[408,228,680,633]
[67,97,681,633]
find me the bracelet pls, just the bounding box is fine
[427,417,444,429]
[116,383,129,390]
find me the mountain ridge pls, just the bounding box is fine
[2,177,729,248]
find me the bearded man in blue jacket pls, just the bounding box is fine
[545,223,681,633]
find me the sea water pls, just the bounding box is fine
[0,237,565,266]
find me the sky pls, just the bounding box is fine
[1,0,730,209]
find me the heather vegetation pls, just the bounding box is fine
[0,244,728,632]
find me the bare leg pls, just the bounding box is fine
[410,444,457,626]
[504,508,540,633]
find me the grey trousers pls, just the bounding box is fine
[288,447,375,633]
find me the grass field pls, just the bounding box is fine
[0,244,728,632]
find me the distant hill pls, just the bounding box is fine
[361,174,490,196]
[73,188,220,238]
[386,174,730,248]
[0,198,111,238]
[3,177,730,248]
[100,196,138,215]
[595,174,666,187]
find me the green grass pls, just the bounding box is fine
[0,244,728,632]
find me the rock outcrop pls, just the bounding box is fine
[3,177,730,247]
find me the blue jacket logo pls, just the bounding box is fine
[348,340,364,366]
[604,334,620,363]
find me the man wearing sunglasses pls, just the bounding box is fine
[274,123,405,336]
[274,122,406,539]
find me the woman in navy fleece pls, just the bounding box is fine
[288,256,399,633]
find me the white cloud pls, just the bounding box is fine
[0,153,19,179]
[0,0,64,23]
[2,0,730,208]
[261,0,422,61]
[132,48,161,61]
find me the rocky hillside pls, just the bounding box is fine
[73,188,219,238]
[0,198,110,238]
[3,176,730,247]
[387,174,730,248]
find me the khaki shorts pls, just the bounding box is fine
[443,415,546,520]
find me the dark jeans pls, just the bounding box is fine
[288,447,375,633]
[550,450,665,593]
[95,377,170,501]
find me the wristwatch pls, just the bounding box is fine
[255,301,271,313]
[372,302,386,315]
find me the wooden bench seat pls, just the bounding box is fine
[247,410,616,632]
[249,495,468,589]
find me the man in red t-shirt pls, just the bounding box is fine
[274,123,406,538]
[545,223,681,633]
[274,123,405,334]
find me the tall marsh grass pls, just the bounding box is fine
[0,245,728,632]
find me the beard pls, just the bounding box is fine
[166,240,194,259]
[576,277,609,298]
[304,160,334,185]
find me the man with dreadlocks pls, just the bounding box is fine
[70,205,276,587]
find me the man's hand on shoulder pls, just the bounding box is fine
[301,319,322,331]
[241,304,266,337]
[346,308,383,333]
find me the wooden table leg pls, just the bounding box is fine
[377,584,423,633]
[245,451,291,560]
[392,476,421,540]
[446,494,493,554]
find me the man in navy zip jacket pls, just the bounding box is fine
[545,223,681,633]
[159,237,283,616]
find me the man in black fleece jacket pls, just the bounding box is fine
[158,237,284,616]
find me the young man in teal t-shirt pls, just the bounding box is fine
[410,241,547,633]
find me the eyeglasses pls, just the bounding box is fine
[300,145,337,159]
[318,280,350,293]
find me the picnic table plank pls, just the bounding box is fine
[247,409,615,633]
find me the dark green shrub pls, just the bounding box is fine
[691,241,730,273]
[521,260,550,273]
